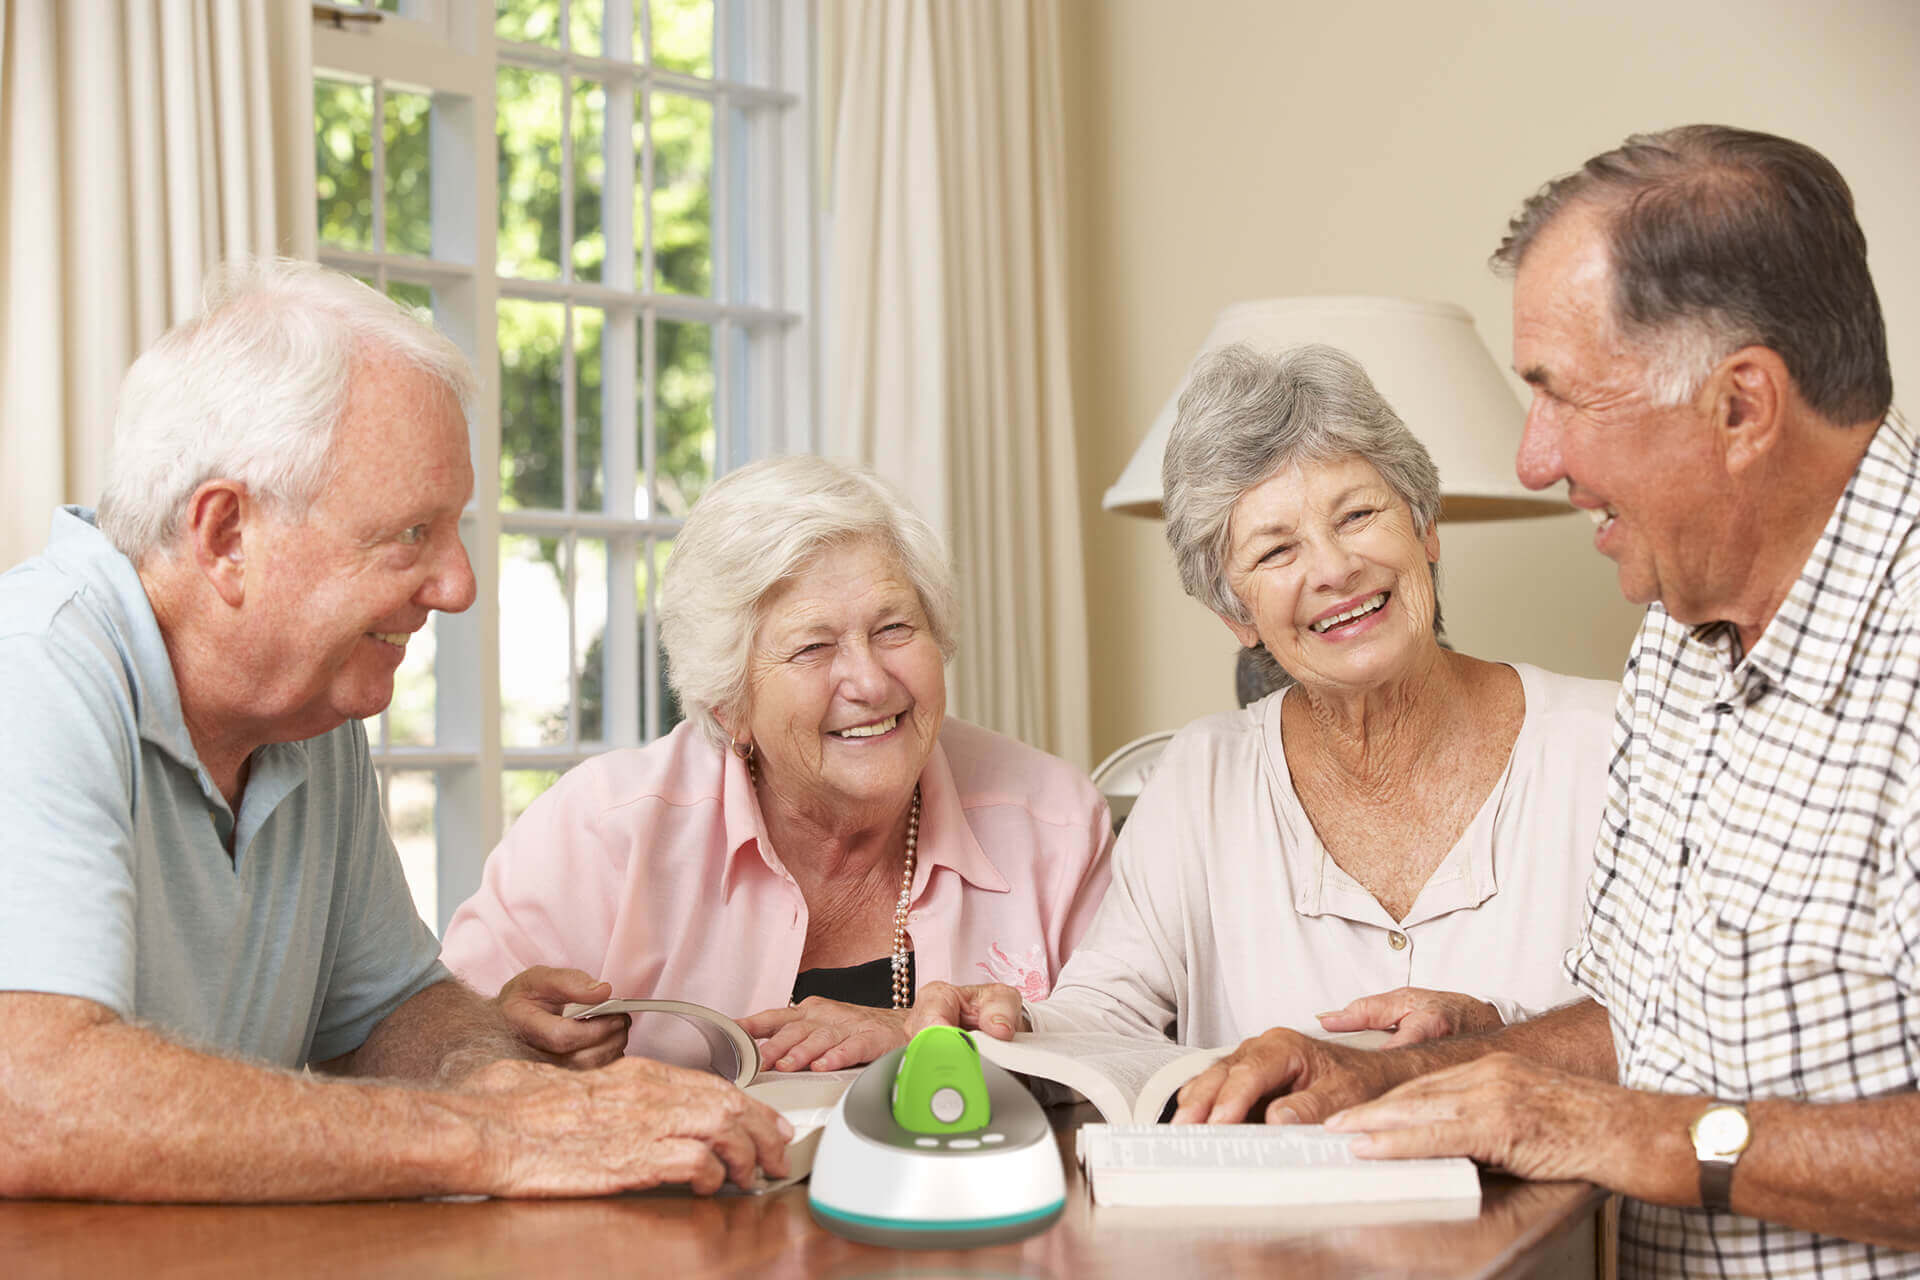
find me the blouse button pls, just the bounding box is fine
[1387,931,1409,952]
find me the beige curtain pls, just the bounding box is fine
[0,0,309,572]
[820,0,1091,767]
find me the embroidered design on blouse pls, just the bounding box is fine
[976,941,1050,1000]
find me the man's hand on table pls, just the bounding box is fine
[1171,1026,1409,1125]
[455,1056,793,1196]
[1324,1052,1618,1183]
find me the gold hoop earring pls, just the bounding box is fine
[731,739,754,763]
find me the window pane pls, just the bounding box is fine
[387,613,439,747]
[383,769,438,931]
[386,279,434,326]
[645,537,684,737]
[497,67,563,281]
[569,0,605,56]
[653,319,714,518]
[496,0,559,47]
[498,298,566,512]
[500,534,570,747]
[651,0,714,76]
[575,306,606,512]
[576,536,608,744]
[571,78,606,283]
[316,78,373,251]
[384,87,434,256]
[649,92,712,296]
[503,769,563,829]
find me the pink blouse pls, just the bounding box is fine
[441,718,1113,1058]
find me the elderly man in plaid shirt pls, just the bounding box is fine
[1171,125,1918,1277]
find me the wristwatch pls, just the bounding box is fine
[1689,1102,1751,1213]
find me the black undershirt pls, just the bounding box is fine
[790,951,915,1008]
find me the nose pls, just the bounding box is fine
[834,637,893,705]
[422,529,478,614]
[1515,396,1565,492]
[1302,535,1363,593]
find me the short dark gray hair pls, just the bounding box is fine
[659,455,959,747]
[1492,124,1892,424]
[1162,343,1443,629]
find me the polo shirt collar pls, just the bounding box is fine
[1731,412,1913,710]
[719,733,1010,902]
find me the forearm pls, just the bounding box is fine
[0,999,490,1201]
[322,979,540,1083]
[1383,997,1617,1085]
[1587,1091,1920,1251]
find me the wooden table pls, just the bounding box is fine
[2,1123,1605,1279]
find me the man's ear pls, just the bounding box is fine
[1710,347,1788,476]
[183,481,250,607]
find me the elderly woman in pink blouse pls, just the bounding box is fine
[440,455,1112,1073]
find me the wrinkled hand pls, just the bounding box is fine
[738,998,911,1072]
[907,981,1026,1041]
[1171,1026,1403,1125]
[496,966,630,1069]
[1325,1052,1611,1183]
[1317,987,1503,1047]
[459,1056,793,1197]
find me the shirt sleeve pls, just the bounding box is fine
[305,722,450,1063]
[439,764,623,998]
[0,628,142,1013]
[1564,641,1641,1010]
[1027,744,1195,1041]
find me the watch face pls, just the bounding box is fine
[1695,1106,1750,1157]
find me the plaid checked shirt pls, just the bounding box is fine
[1566,411,1920,1278]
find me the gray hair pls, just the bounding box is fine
[659,455,960,748]
[98,258,476,563]
[1491,124,1892,423]
[1162,343,1443,632]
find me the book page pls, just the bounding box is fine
[565,998,760,1088]
[975,1032,1215,1124]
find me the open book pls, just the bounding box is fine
[1076,1123,1480,1217]
[567,997,859,1192]
[972,1027,1390,1126]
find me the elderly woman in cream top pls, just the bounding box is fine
[922,344,1616,1119]
[441,456,1111,1073]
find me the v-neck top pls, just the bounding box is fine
[1029,663,1618,1048]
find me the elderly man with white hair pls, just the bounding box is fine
[0,260,789,1201]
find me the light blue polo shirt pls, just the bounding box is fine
[0,508,448,1067]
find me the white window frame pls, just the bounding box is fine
[309,0,816,930]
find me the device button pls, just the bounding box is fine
[930,1087,966,1123]
[914,1137,940,1148]
[981,1132,1006,1144]
[947,1138,980,1150]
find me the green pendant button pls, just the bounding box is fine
[891,1026,991,1134]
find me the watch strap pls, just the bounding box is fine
[1698,1156,1735,1213]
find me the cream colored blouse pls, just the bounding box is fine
[1027,663,1618,1047]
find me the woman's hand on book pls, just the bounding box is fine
[453,1055,794,1196]
[740,998,911,1071]
[1315,987,1503,1047]
[907,982,1026,1040]
[495,966,632,1069]
[1170,1029,1403,1126]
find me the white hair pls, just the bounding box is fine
[97,258,476,563]
[659,455,959,748]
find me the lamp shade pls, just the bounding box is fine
[1102,296,1566,521]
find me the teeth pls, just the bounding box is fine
[1310,593,1387,634]
[833,714,898,739]
[372,632,410,648]
[1587,506,1616,528]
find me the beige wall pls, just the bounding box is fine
[1062,0,1920,762]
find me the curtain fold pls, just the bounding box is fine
[821,0,1092,767]
[0,0,304,572]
